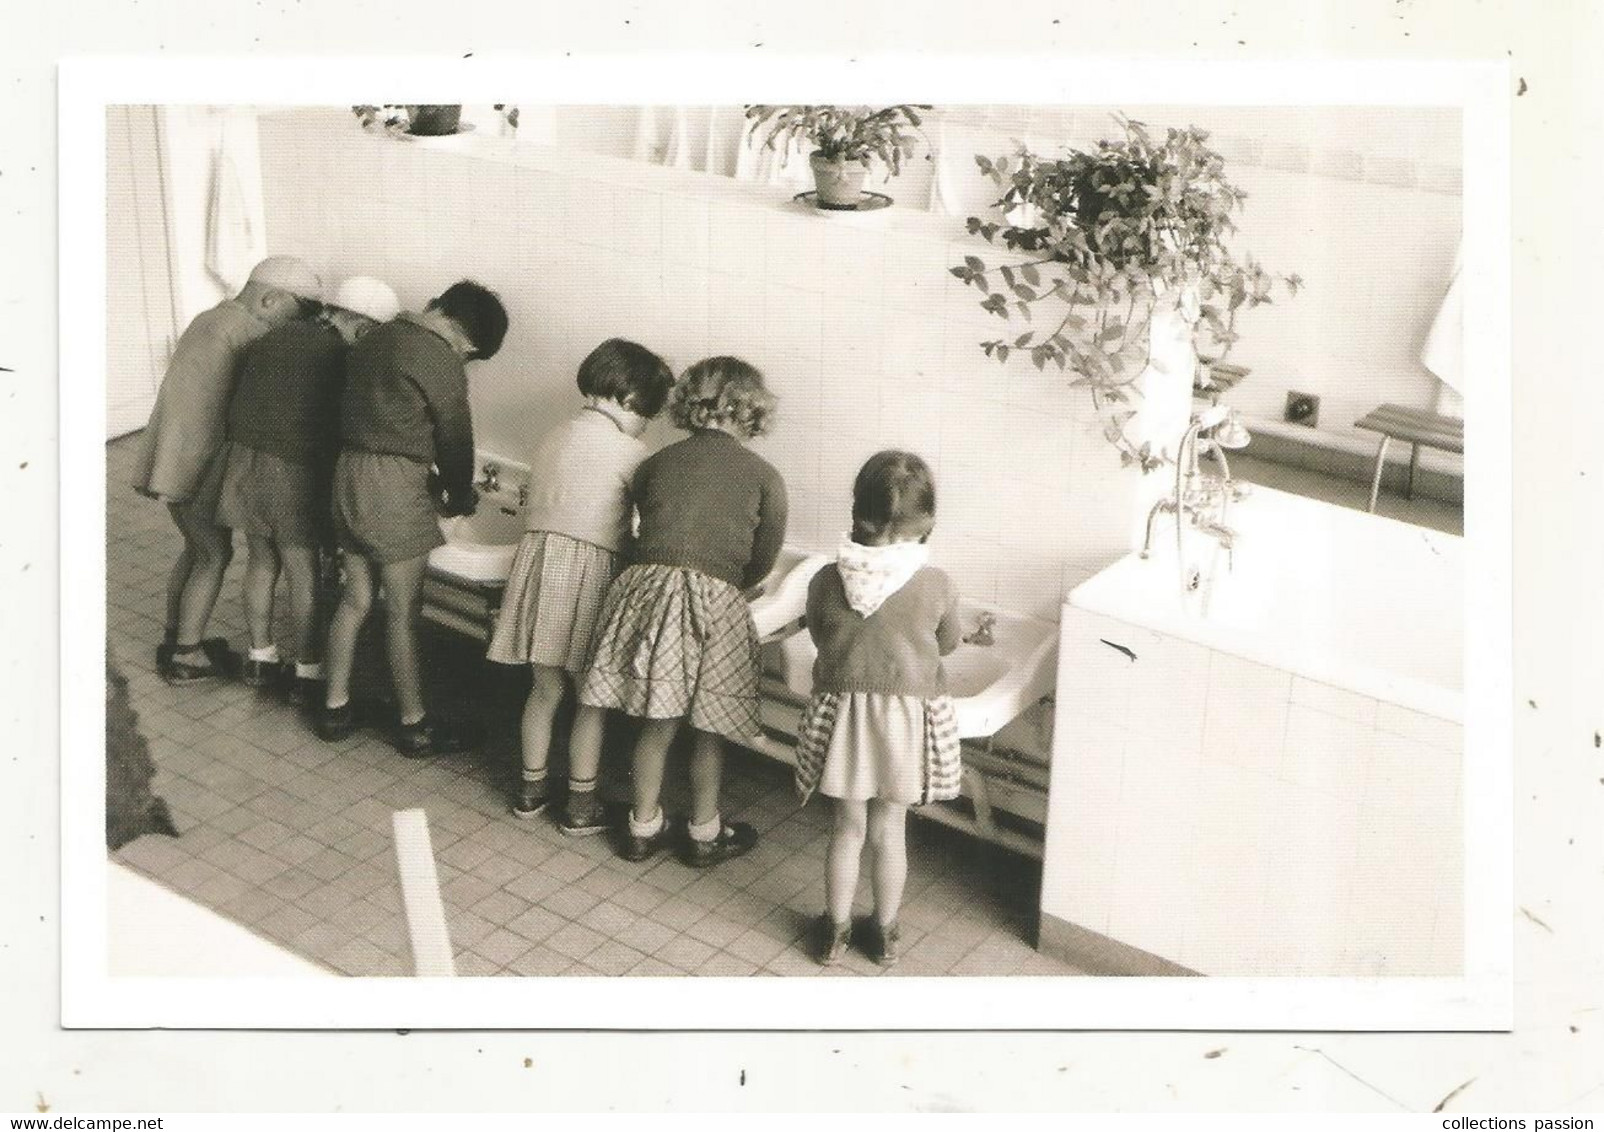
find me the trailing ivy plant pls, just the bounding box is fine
[950,116,1302,471]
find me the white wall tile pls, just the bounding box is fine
[1280,704,1371,800]
[1375,702,1463,752]
[1291,676,1380,726]
[1202,650,1292,778]
[660,195,709,271]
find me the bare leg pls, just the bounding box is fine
[519,664,568,781]
[279,546,321,664]
[629,716,682,822]
[170,503,233,648]
[567,702,607,789]
[687,727,725,828]
[866,799,909,926]
[827,799,868,925]
[242,533,281,651]
[161,514,194,640]
[324,552,375,708]
[377,554,430,725]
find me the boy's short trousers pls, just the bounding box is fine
[168,447,230,529]
[331,449,445,565]
[214,441,328,548]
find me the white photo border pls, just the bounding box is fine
[60,54,1513,1030]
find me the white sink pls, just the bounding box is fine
[747,548,832,640]
[429,491,526,584]
[760,600,1058,739]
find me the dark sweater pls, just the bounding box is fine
[339,314,475,502]
[806,565,962,698]
[630,430,788,589]
[226,320,346,466]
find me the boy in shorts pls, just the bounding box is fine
[317,280,509,757]
[134,255,324,684]
[214,276,402,705]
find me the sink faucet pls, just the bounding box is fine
[477,461,501,494]
[964,611,997,647]
[1140,405,1250,569]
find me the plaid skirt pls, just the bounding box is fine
[486,531,620,676]
[795,691,962,806]
[576,564,762,743]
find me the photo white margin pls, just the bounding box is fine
[58,54,1514,1031]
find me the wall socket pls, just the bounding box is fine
[1284,391,1321,428]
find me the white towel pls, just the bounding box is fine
[203,123,256,293]
[1422,240,1465,411]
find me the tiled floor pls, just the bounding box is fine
[106,435,1080,978]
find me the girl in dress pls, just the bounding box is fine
[486,339,675,832]
[576,357,787,867]
[794,450,963,966]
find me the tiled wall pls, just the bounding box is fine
[552,103,1465,469]
[1041,605,1463,977]
[257,108,1191,617]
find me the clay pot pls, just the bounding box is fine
[809,152,869,208]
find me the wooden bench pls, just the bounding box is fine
[1354,404,1465,513]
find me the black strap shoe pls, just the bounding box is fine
[617,819,676,862]
[160,645,222,686]
[315,701,360,743]
[680,821,758,868]
[242,658,287,689]
[390,715,475,759]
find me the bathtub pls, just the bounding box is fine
[1039,486,1464,977]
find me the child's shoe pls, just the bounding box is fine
[242,658,286,690]
[390,715,476,759]
[160,644,223,686]
[864,919,902,967]
[286,676,323,708]
[315,701,360,742]
[511,782,550,820]
[812,915,852,966]
[200,638,242,678]
[680,821,758,868]
[559,792,607,837]
[617,814,676,862]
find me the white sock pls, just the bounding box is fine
[248,644,280,663]
[294,661,324,679]
[687,813,722,843]
[628,808,664,839]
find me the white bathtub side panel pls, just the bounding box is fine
[1042,603,1465,977]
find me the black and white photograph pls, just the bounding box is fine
[57,57,1512,1033]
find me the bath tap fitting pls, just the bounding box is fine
[477,462,501,494]
[1140,405,1249,573]
[965,611,997,647]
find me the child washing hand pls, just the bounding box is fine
[486,338,676,834]
[793,450,963,967]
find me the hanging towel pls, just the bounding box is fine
[204,124,256,293]
[1421,240,1465,415]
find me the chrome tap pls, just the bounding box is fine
[964,611,997,647]
[1140,405,1250,567]
[477,461,501,494]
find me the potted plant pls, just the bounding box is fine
[744,104,932,208]
[352,104,473,137]
[950,116,1302,470]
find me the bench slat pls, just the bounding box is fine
[1354,403,1464,453]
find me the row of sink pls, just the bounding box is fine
[428,486,1057,740]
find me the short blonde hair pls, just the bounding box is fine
[669,356,776,438]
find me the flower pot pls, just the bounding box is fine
[809,152,869,208]
[406,104,463,137]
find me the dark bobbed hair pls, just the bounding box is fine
[576,338,676,418]
[428,280,509,361]
[852,449,938,545]
[668,356,776,438]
